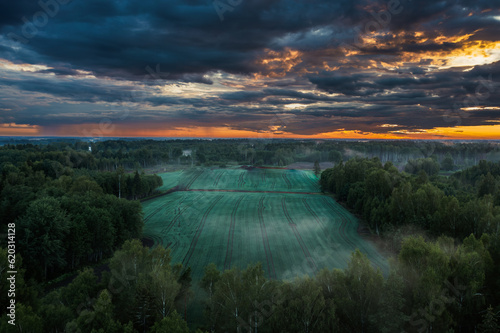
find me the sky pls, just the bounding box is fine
[0,0,499,139]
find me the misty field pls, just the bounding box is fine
[158,166,321,193]
[142,167,388,281]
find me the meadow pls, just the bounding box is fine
[143,167,388,282]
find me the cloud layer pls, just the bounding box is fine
[0,0,499,138]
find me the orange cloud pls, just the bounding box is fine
[424,125,500,139]
[256,48,303,78]
[31,122,500,140]
[0,123,41,135]
[337,29,499,71]
[397,37,500,68]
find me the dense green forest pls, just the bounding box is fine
[320,158,500,239]
[1,139,500,332]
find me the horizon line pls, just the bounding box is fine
[0,135,499,142]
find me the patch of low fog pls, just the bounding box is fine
[292,216,336,234]
[275,216,353,280]
[279,244,353,281]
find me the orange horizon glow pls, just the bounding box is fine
[2,122,499,140]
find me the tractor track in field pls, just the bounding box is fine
[321,197,356,250]
[301,172,318,187]
[321,198,347,238]
[301,198,324,228]
[321,198,386,270]
[144,190,188,223]
[302,198,338,251]
[258,197,276,279]
[182,195,223,267]
[281,198,318,273]
[183,170,204,190]
[161,204,190,235]
[238,172,245,188]
[143,234,163,246]
[213,171,224,187]
[144,201,169,223]
[282,173,292,189]
[224,196,244,270]
[334,206,387,269]
[281,197,294,224]
[329,200,359,249]
[323,198,387,269]
[144,193,188,224]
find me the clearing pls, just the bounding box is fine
[143,167,388,281]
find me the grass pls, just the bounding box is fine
[143,167,388,279]
[174,166,320,192]
[142,166,388,324]
[157,170,184,191]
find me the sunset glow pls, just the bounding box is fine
[0,0,499,139]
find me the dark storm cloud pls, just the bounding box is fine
[0,0,360,80]
[1,0,496,80]
[0,0,45,27]
[309,74,377,96]
[0,75,209,108]
[309,62,500,104]
[376,0,499,33]
[1,0,498,78]
[219,88,342,103]
[0,76,134,103]
[0,0,499,136]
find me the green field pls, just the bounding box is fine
[157,170,184,191]
[143,167,388,281]
[157,166,320,193]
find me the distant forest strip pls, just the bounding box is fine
[1,138,499,171]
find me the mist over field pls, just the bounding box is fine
[1,0,500,330]
[2,138,500,332]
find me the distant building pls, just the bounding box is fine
[182,149,192,157]
[89,145,92,152]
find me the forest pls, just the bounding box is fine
[1,139,500,332]
[2,138,498,170]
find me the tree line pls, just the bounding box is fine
[2,139,500,171]
[199,233,498,332]
[2,233,499,332]
[1,240,194,333]
[0,161,162,282]
[320,157,500,239]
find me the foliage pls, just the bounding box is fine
[2,139,500,331]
